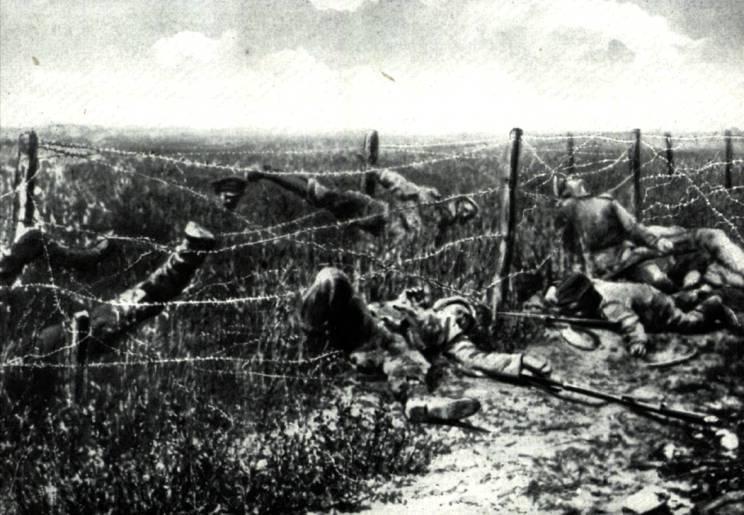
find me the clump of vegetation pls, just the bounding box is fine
[0,385,437,514]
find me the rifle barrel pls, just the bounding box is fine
[496,311,618,330]
[528,376,719,426]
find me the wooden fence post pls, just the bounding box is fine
[489,128,521,318]
[665,132,674,175]
[11,131,39,242]
[361,130,379,196]
[630,128,642,221]
[724,130,733,189]
[73,311,90,403]
[566,132,575,175]
[65,311,90,404]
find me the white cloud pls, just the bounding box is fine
[1,2,742,133]
[151,30,238,69]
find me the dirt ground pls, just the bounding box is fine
[364,328,742,514]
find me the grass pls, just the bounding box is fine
[0,130,742,512]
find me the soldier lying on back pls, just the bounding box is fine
[301,267,551,423]
[544,272,743,357]
[555,176,744,294]
[212,168,479,247]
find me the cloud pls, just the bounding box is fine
[1,1,742,133]
[151,30,239,69]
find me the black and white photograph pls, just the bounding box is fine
[1,1,743,513]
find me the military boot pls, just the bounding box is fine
[404,395,481,424]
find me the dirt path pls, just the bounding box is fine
[366,329,739,514]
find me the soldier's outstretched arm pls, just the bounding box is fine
[445,339,531,379]
[32,222,216,361]
[246,169,311,199]
[212,171,313,210]
[611,200,670,252]
[375,169,440,203]
[599,299,648,356]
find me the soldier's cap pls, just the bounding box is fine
[211,176,248,195]
[554,272,600,310]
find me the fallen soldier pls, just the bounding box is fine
[554,176,744,294]
[544,272,743,357]
[29,221,216,362]
[212,167,479,247]
[301,267,551,423]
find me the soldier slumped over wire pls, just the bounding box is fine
[555,176,744,295]
[301,267,552,423]
[212,167,479,247]
[30,222,216,362]
[544,272,743,357]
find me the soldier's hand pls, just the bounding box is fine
[522,355,552,377]
[656,238,674,254]
[629,342,647,357]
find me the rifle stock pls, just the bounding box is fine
[525,375,720,427]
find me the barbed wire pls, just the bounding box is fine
[640,144,744,243]
[4,129,742,377]
[40,139,503,179]
[0,350,342,372]
[523,134,636,144]
[643,133,744,142]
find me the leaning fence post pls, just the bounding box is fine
[360,130,379,196]
[664,132,674,175]
[566,132,575,175]
[724,130,733,189]
[630,128,642,221]
[489,128,521,318]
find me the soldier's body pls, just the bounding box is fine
[301,267,551,423]
[214,168,479,248]
[31,222,216,361]
[555,177,744,294]
[545,272,743,357]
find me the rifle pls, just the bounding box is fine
[497,310,620,331]
[524,374,721,427]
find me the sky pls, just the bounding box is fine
[1,0,742,134]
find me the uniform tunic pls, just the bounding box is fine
[301,267,523,401]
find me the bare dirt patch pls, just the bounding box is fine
[366,329,742,514]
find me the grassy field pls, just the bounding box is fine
[0,128,742,512]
